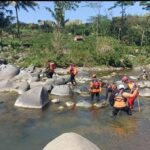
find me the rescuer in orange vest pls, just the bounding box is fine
[112,84,139,116]
[89,74,102,104]
[121,76,139,109]
[68,64,78,86]
[46,60,56,78]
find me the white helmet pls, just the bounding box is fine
[118,84,125,90]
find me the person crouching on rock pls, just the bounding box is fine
[46,60,56,78]
[68,63,78,86]
[89,74,102,104]
[112,84,138,116]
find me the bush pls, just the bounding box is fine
[11,40,22,49]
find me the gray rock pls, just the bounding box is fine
[28,72,40,83]
[92,101,109,109]
[17,81,30,94]
[0,79,19,92]
[76,100,92,109]
[2,46,9,51]
[54,75,70,85]
[137,81,150,88]
[51,85,72,96]
[0,58,7,65]
[65,101,75,108]
[14,86,49,109]
[25,64,35,73]
[139,88,150,97]
[51,98,61,103]
[0,64,20,80]
[43,132,101,150]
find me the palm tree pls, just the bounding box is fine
[10,1,38,38]
[45,1,80,31]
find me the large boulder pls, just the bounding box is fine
[17,81,30,94]
[51,85,72,96]
[14,86,49,109]
[54,75,70,85]
[0,64,20,80]
[0,79,19,92]
[43,132,101,150]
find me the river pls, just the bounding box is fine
[0,69,150,150]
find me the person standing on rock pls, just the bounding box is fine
[46,60,56,78]
[68,63,78,86]
[121,76,139,109]
[89,74,102,104]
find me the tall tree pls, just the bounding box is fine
[0,1,13,43]
[10,1,38,38]
[140,1,150,11]
[85,2,102,36]
[45,1,80,31]
[108,1,134,41]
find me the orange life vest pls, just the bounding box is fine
[69,66,78,75]
[114,90,127,108]
[90,79,101,93]
[49,62,55,71]
[128,80,139,96]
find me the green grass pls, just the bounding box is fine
[1,28,149,68]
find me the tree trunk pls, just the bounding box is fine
[120,4,125,42]
[15,6,20,38]
[141,29,145,46]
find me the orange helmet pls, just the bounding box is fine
[122,76,129,82]
[92,74,96,78]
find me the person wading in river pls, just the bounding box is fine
[105,82,119,106]
[112,84,139,116]
[89,74,102,104]
[121,76,139,109]
[68,63,78,86]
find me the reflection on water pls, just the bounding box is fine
[0,70,150,150]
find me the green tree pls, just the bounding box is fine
[46,1,80,31]
[10,1,38,38]
[0,1,14,44]
[108,1,134,41]
[87,15,111,36]
[85,2,103,36]
[140,1,150,10]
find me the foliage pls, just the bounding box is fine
[45,1,80,30]
[140,1,150,10]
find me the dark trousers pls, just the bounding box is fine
[70,74,77,85]
[112,106,132,116]
[105,87,112,100]
[91,92,100,103]
[46,71,54,78]
[109,94,115,107]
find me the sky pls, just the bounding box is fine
[7,1,148,24]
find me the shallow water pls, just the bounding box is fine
[0,70,150,150]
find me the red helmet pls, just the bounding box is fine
[122,76,128,82]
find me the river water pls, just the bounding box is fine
[0,70,150,150]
